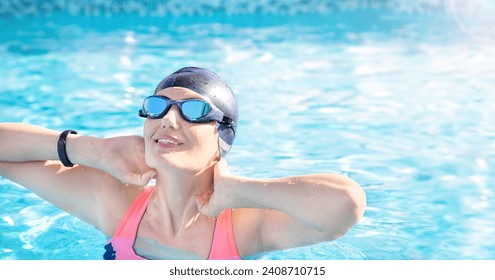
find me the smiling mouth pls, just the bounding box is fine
[155,138,183,146]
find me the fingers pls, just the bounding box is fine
[214,158,230,175]
[195,192,211,216]
[195,192,224,218]
[142,169,157,185]
[124,169,157,187]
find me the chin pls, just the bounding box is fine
[150,151,214,173]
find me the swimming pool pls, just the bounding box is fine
[1,0,494,260]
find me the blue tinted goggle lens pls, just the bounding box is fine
[181,100,211,120]
[140,96,212,122]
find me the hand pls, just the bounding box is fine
[196,158,234,218]
[98,136,156,186]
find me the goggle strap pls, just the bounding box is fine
[221,116,234,127]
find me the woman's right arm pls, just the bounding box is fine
[0,123,154,235]
[0,122,64,162]
[0,122,155,184]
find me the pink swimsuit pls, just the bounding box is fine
[103,186,241,260]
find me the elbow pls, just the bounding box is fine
[343,179,366,225]
[325,176,367,239]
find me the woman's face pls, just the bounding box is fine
[143,87,220,173]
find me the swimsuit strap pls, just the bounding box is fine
[208,208,242,260]
[104,186,155,260]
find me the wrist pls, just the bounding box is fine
[65,134,102,168]
[57,130,78,167]
[221,175,263,209]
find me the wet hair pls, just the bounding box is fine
[154,67,239,156]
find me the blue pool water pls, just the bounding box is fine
[1,0,494,260]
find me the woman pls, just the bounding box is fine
[0,67,366,260]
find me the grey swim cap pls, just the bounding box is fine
[154,67,238,157]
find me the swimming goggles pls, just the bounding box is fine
[139,95,233,126]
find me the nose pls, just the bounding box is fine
[160,105,182,129]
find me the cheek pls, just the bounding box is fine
[143,119,155,138]
[191,125,219,156]
[143,120,158,165]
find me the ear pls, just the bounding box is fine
[217,124,235,157]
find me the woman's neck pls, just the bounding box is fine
[147,165,215,236]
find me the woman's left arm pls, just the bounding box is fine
[197,159,366,251]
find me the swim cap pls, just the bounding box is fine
[154,67,239,157]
